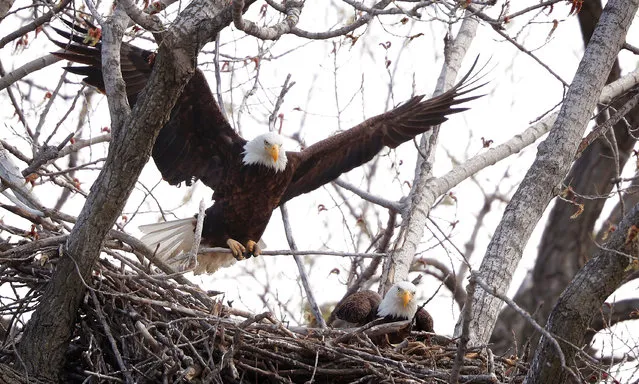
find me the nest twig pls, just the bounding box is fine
[0,232,528,383]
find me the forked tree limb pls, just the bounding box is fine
[380,9,479,295]
[464,0,638,353]
[526,202,639,383]
[15,0,257,379]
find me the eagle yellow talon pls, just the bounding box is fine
[246,240,261,257]
[227,239,246,260]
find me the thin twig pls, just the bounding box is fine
[280,204,327,329]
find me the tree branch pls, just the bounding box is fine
[15,0,255,379]
[464,0,639,348]
[280,204,327,329]
[233,0,303,40]
[380,9,479,294]
[526,202,639,383]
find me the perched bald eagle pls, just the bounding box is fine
[330,281,433,343]
[52,22,484,274]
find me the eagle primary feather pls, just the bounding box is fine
[52,20,484,274]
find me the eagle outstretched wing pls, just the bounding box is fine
[52,20,245,189]
[280,59,485,204]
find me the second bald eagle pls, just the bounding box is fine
[53,21,484,274]
[330,281,433,343]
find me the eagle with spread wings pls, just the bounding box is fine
[53,21,484,274]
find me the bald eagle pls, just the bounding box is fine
[52,22,484,274]
[330,281,433,343]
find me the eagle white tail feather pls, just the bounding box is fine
[139,218,196,265]
[193,252,236,275]
[139,218,266,275]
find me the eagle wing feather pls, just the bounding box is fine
[281,59,485,204]
[331,290,382,326]
[51,20,245,189]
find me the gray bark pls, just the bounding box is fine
[381,12,479,294]
[525,203,639,383]
[15,0,256,380]
[462,0,638,346]
[0,0,14,20]
[491,0,639,355]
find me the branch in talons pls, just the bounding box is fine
[232,0,303,40]
[197,247,387,258]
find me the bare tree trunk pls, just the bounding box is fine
[0,0,14,20]
[0,364,48,384]
[461,0,638,347]
[14,1,251,379]
[380,12,479,294]
[525,203,639,383]
[490,0,639,354]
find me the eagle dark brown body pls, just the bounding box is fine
[330,285,434,344]
[53,21,484,273]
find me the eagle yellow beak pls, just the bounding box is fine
[266,144,279,163]
[401,290,413,308]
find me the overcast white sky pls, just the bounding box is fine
[1,0,639,380]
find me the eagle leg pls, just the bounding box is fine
[226,238,246,261]
[246,240,261,257]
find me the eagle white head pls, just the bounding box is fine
[377,281,418,320]
[242,132,288,172]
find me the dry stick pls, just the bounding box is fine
[280,204,327,329]
[574,88,639,160]
[213,33,225,116]
[107,230,215,309]
[333,178,402,211]
[0,0,72,49]
[471,273,578,381]
[0,54,62,91]
[449,276,477,384]
[186,200,206,269]
[198,247,385,258]
[269,74,294,132]
[89,290,134,384]
[23,133,75,178]
[232,0,303,40]
[134,320,160,352]
[289,0,393,40]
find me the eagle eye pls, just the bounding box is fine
[264,140,270,146]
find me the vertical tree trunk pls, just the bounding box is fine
[380,13,479,294]
[525,204,639,383]
[14,1,249,378]
[490,0,639,354]
[462,0,638,346]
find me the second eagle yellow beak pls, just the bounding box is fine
[401,290,413,307]
[266,144,279,163]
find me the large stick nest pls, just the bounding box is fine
[0,238,527,383]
